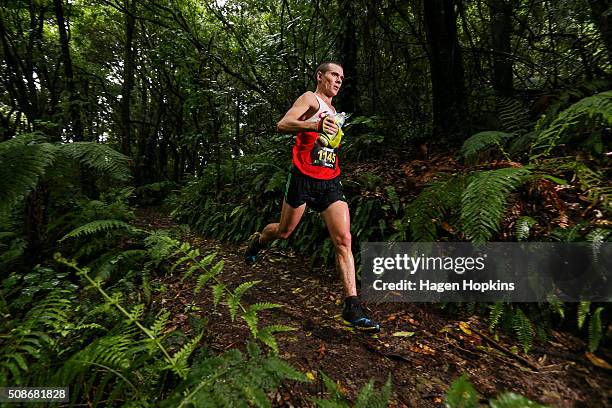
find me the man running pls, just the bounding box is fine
[244,62,380,332]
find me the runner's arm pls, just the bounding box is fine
[277,92,337,135]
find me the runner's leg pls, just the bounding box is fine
[260,199,306,244]
[321,200,357,297]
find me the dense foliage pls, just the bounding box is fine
[1,0,611,405]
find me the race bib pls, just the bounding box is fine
[311,145,338,169]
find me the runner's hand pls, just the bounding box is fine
[319,116,338,136]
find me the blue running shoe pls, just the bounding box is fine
[244,232,262,265]
[342,299,380,333]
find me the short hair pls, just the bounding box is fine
[315,61,342,82]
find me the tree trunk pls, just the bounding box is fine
[338,0,359,114]
[120,0,136,155]
[489,0,514,97]
[423,0,469,139]
[54,0,83,140]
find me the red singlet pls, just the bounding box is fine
[291,94,341,180]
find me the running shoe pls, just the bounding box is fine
[244,232,262,265]
[342,300,381,333]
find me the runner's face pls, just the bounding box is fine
[318,65,344,97]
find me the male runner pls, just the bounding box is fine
[244,62,380,332]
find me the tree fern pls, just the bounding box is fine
[530,90,612,159]
[460,131,513,164]
[461,167,532,243]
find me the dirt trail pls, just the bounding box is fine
[134,207,612,408]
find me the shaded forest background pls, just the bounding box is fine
[1,0,611,406]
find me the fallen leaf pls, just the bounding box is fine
[585,352,612,370]
[392,331,415,337]
[317,342,326,359]
[459,321,472,335]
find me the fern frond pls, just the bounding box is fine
[489,302,505,331]
[461,167,531,243]
[515,216,537,241]
[444,374,478,408]
[256,325,295,353]
[573,162,611,211]
[497,97,530,133]
[0,139,56,211]
[227,280,260,321]
[194,260,224,294]
[212,283,226,308]
[150,310,171,338]
[489,391,548,407]
[460,131,513,164]
[168,332,203,379]
[59,142,131,182]
[577,301,591,330]
[405,174,467,241]
[59,219,136,242]
[588,307,604,352]
[512,308,534,353]
[547,295,565,319]
[531,90,612,159]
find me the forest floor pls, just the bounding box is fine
[132,204,612,408]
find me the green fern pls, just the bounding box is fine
[241,303,283,337]
[512,308,534,354]
[515,216,537,241]
[0,137,56,211]
[496,97,530,134]
[256,324,295,354]
[573,162,611,211]
[444,373,478,408]
[312,372,391,408]
[588,307,604,352]
[547,295,565,319]
[531,90,612,159]
[405,174,467,241]
[461,167,531,243]
[577,301,591,330]
[167,332,204,378]
[59,219,138,242]
[194,260,224,294]
[489,302,505,331]
[160,343,307,408]
[227,280,260,321]
[59,142,131,181]
[489,392,548,407]
[460,131,513,164]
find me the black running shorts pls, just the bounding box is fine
[284,167,346,213]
